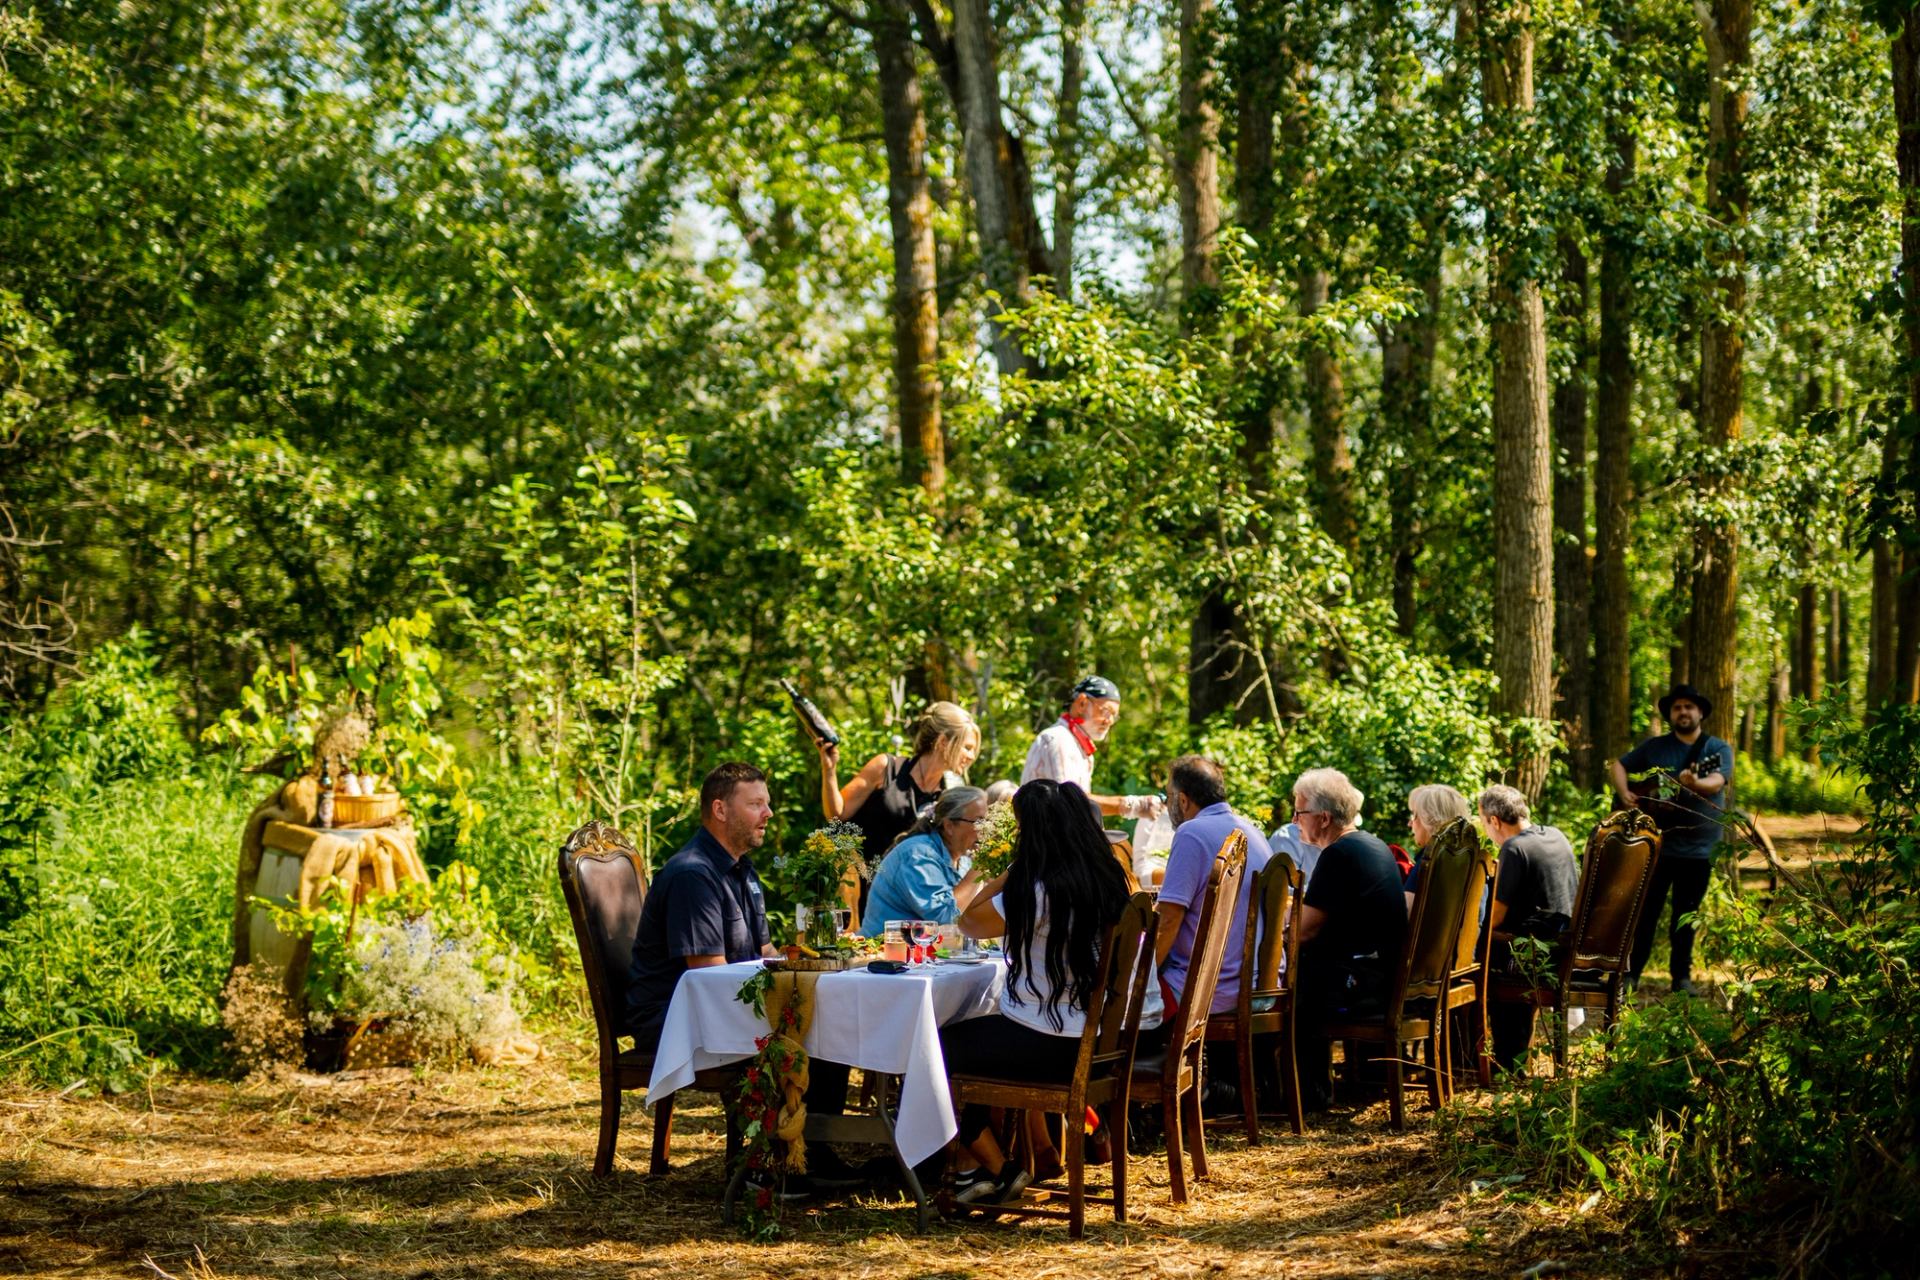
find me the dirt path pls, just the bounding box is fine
[2,1037,1618,1280]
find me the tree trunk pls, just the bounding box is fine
[1763,654,1786,765]
[1792,582,1820,702]
[1475,0,1556,799]
[1300,266,1357,557]
[1176,0,1223,304]
[949,0,1032,376]
[1382,262,1440,637]
[1052,0,1087,298]
[1891,11,1920,706]
[874,0,945,496]
[1552,237,1593,786]
[1687,0,1751,729]
[1828,585,1849,706]
[1591,97,1637,773]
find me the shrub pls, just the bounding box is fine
[34,628,189,789]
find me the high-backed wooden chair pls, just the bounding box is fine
[1131,830,1248,1203]
[1432,822,1497,1101]
[1203,851,1305,1143]
[1322,828,1478,1131]
[947,892,1159,1238]
[1489,809,1662,1072]
[557,819,736,1177]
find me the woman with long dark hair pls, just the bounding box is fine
[936,779,1165,1204]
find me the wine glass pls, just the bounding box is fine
[832,907,853,938]
[911,920,939,965]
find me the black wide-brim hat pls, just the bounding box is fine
[1659,683,1714,720]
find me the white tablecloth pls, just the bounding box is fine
[647,959,1005,1166]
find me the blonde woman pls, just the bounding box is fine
[819,701,980,909]
[1402,783,1471,909]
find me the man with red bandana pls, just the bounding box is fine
[1020,675,1162,820]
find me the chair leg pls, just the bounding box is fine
[1182,1075,1209,1181]
[1282,1005,1305,1136]
[1387,1048,1405,1132]
[1552,1005,1568,1076]
[1163,1092,1187,1205]
[1474,1002,1493,1088]
[1426,1026,1445,1111]
[1237,1032,1260,1146]
[1064,1107,1086,1239]
[594,1070,622,1178]
[1112,1097,1131,1223]
[649,1096,675,1177]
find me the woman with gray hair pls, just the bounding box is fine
[1402,783,1472,907]
[860,785,991,935]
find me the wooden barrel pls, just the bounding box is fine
[248,847,308,977]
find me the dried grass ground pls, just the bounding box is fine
[1,1025,1627,1280]
[8,813,1856,1280]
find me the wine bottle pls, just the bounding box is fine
[316,755,336,830]
[779,678,840,747]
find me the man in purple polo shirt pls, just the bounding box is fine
[1154,756,1272,1021]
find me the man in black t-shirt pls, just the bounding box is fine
[1479,785,1579,1071]
[1288,767,1409,1110]
[1609,683,1734,995]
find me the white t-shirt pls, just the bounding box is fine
[1021,718,1095,794]
[994,886,1163,1038]
[1267,822,1322,887]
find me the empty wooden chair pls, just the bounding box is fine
[557,819,736,1177]
[1203,850,1306,1143]
[1489,809,1663,1072]
[946,892,1160,1238]
[1435,825,1497,1101]
[1130,829,1247,1202]
[1321,825,1478,1131]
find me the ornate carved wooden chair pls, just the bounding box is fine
[1130,829,1248,1202]
[1434,823,1498,1100]
[1203,850,1306,1143]
[1489,809,1662,1073]
[946,891,1160,1238]
[557,819,737,1177]
[1322,825,1479,1130]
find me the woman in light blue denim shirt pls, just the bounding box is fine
[861,786,988,935]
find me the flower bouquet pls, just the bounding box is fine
[774,819,864,951]
[969,800,1018,877]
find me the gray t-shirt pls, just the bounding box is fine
[1495,825,1579,939]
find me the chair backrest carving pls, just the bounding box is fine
[1559,809,1662,980]
[557,819,649,1056]
[1085,891,1161,1074]
[1166,830,1248,1055]
[1392,817,1479,1012]
[1236,851,1302,1022]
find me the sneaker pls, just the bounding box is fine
[1671,978,1697,997]
[953,1167,1002,1205]
[991,1163,1032,1204]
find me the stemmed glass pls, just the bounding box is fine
[911,920,939,965]
[832,907,853,938]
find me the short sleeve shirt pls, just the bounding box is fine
[1494,825,1580,938]
[1022,719,1095,794]
[1619,733,1734,858]
[624,828,770,1049]
[1301,829,1408,966]
[1159,803,1272,1013]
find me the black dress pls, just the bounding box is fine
[846,754,941,897]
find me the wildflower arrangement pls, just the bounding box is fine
[255,862,531,1062]
[969,799,1019,877]
[773,819,865,907]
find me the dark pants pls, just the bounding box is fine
[1294,949,1387,1110]
[1629,856,1714,984]
[1489,999,1537,1072]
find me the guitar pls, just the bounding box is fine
[1625,748,1725,805]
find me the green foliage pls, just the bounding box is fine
[34,630,188,789]
[1444,703,1920,1270]
[1737,753,1867,817]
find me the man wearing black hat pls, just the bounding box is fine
[1020,675,1162,819]
[1609,683,1733,995]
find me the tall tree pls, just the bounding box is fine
[1686,0,1752,727]
[1591,10,1637,769]
[1474,0,1556,797]
[1052,0,1088,298]
[1888,5,1920,706]
[872,0,945,495]
[1552,238,1594,785]
[1177,0,1223,303]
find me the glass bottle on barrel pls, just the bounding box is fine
[780,678,839,747]
[316,755,336,830]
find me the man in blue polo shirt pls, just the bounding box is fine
[1155,756,1272,1020]
[626,761,777,1050]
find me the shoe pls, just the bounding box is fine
[806,1146,865,1190]
[953,1167,1002,1205]
[991,1163,1032,1204]
[1671,978,1697,997]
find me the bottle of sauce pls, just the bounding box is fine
[316,755,336,830]
[780,678,840,747]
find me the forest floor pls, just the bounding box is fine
[0,813,1863,1280]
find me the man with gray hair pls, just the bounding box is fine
[1479,784,1579,1072]
[1290,767,1408,1111]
